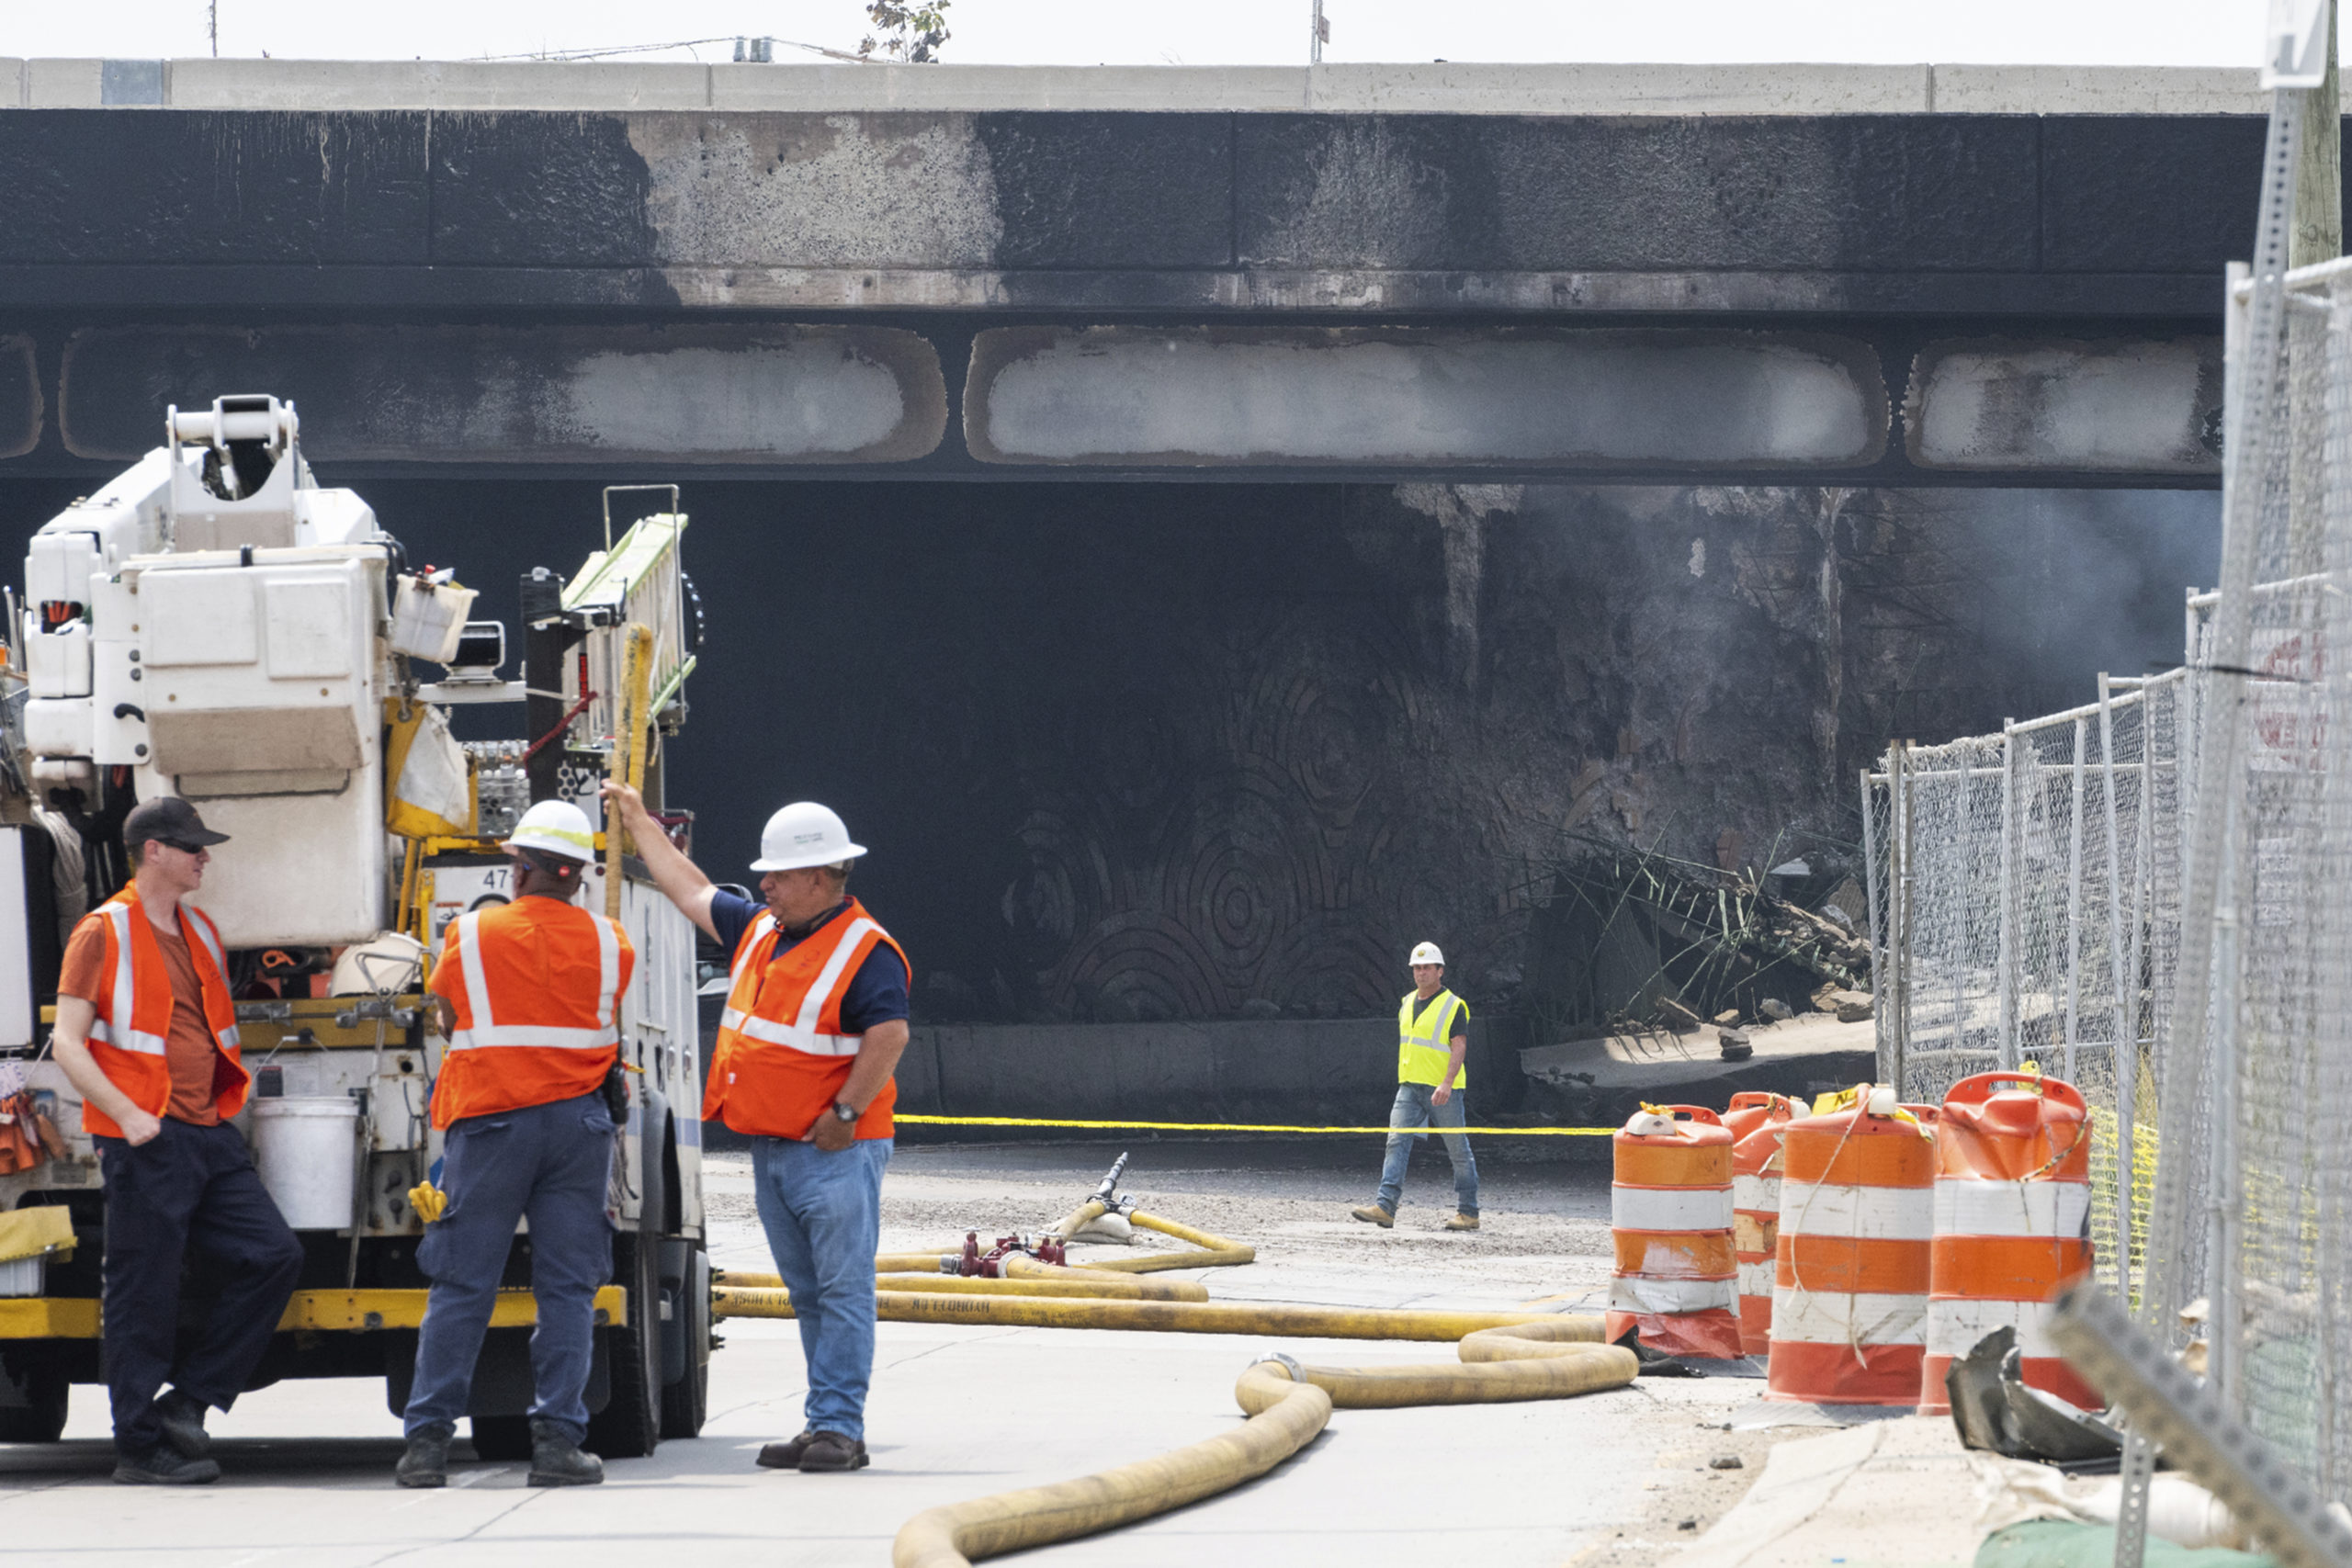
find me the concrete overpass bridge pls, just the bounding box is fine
[0,61,2278,487]
[0,62,2257,1068]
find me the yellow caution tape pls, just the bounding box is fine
[892,1114,1613,1136]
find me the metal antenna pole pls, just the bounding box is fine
[2120,78,2311,1568]
[1996,720,2021,1069]
[1860,762,1885,1080]
[2064,715,2087,1080]
[1310,0,1327,64]
[2057,1288,2352,1568]
[2097,674,2134,1299]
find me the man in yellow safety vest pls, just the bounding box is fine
[1351,941,1479,1231]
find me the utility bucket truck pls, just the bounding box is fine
[0,396,711,1459]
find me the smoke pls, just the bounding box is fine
[1839,487,2221,751]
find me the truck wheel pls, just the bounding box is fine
[586,1145,663,1460]
[0,1364,67,1443]
[660,1243,710,1439]
[469,1415,533,1461]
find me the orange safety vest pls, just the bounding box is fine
[429,897,635,1128]
[74,886,246,1139]
[704,897,909,1141]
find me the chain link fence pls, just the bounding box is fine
[1863,254,2352,1506]
[1865,671,2182,1303]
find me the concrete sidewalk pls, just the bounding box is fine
[5,1314,1767,1566]
[1666,1417,1981,1568]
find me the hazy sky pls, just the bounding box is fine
[3,0,2293,71]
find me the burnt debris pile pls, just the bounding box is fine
[1516,837,1872,1043]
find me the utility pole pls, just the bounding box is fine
[208,0,218,57]
[1310,1,1328,65]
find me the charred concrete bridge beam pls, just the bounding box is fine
[0,323,2227,487]
[0,64,2289,483]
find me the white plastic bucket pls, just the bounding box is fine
[251,1097,360,1230]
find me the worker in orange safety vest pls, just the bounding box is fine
[396,798,635,1491]
[47,795,303,1486]
[604,781,909,1475]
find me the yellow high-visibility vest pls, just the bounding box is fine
[1396,988,1466,1088]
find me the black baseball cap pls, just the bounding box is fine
[122,796,232,853]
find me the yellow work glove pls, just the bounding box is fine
[408,1181,447,1224]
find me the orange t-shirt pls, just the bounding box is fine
[59,913,226,1126]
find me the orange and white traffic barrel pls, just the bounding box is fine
[1767,1085,1937,1404]
[1608,1104,1744,1359]
[1918,1069,2097,1414]
[1724,1092,1800,1357]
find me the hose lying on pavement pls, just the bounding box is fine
[710,1289,1572,1342]
[1069,1212,1255,1274]
[890,1316,1635,1568]
[717,1269,1211,1303]
[875,1210,1254,1282]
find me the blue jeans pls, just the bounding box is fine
[1374,1084,1477,1217]
[405,1092,615,1442]
[752,1134,891,1441]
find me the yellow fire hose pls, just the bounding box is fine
[890,1316,1634,1568]
[999,1255,1190,1290]
[710,1288,1573,1344]
[716,1269,1211,1304]
[876,1253,963,1273]
[876,1210,1253,1281]
[1059,1211,1255,1274]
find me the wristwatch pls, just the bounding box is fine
[832,1100,858,1123]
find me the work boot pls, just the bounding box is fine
[796,1430,869,1472]
[113,1448,220,1485]
[526,1418,605,1487]
[1443,1213,1481,1232]
[149,1387,212,1459]
[1349,1204,1395,1229]
[757,1430,820,1469]
[395,1423,453,1489]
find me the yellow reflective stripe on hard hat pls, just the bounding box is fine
[522,825,595,848]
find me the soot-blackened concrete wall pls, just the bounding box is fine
[0,477,2219,1030]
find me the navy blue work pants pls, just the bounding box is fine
[403,1092,615,1442]
[96,1118,304,1460]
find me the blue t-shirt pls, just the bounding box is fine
[708,890,909,1033]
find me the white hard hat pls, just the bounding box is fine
[1409,942,1444,966]
[751,801,867,873]
[504,799,596,864]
